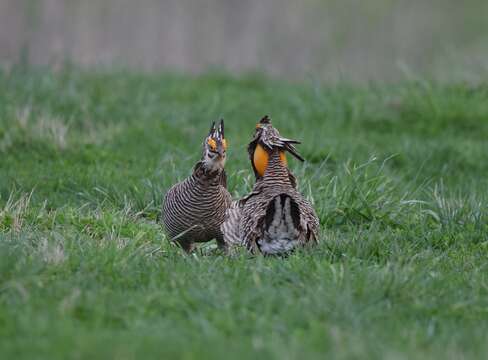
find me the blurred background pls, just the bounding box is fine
[1,0,487,83]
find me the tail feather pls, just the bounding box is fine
[285,195,300,229]
[258,194,301,255]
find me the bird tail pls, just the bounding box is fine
[258,194,301,255]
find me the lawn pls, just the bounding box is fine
[1,68,488,359]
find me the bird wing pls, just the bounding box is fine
[221,200,244,248]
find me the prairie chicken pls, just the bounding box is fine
[162,120,232,252]
[221,116,320,255]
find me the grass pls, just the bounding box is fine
[1,67,488,359]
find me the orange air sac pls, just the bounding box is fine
[253,144,287,177]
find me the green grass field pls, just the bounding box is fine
[1,68,488,359]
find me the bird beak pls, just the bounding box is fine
[217,143,225,158]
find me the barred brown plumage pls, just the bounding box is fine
[162,120,232,252]
[221,116,319,255]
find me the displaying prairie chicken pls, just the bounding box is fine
[162,120,232,252]
[221,116,320,255]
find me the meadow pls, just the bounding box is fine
[1,68,487,359]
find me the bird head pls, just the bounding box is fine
[202,119,227,171]
[248,115,303,178]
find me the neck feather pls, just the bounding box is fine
[193,161,224,183]
[263,149,291,182]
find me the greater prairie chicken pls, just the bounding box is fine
[162,120,232,252]
[221,116,319,255]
